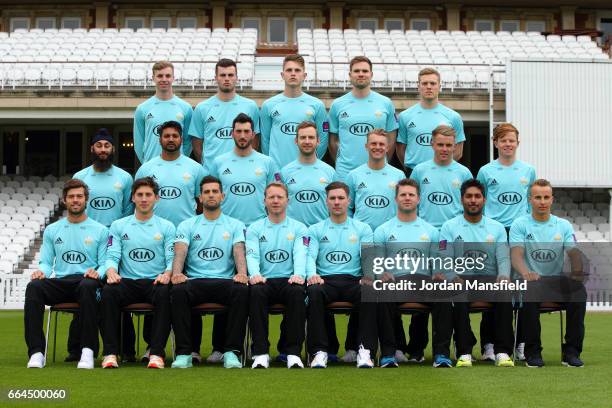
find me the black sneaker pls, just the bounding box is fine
[562,355,584,367]
[526,355,545,368]
[407,352,425,363]
[64,353,80,362]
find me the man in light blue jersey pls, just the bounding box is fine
[134,120,206,362]
[247,182,308,369]
[510,179,586,368]
[397,67,465,175]
[438,179,515,368]
[100,177,175,369]
[261,54,328,168]
[373,179,454,368]
[135,121,206,227]
[209,113,279,227]
[170,176,249,369]
[281,121,336,227]
[410,125,472,229]
[476,123,535,361]
[346,128,405,230]
[24,179,108,369]
[68,129,134,363]
[405,124,471,362]
[133,61,193,163]
[328,56,398,180]
[305,181,380,368]
[189,59,260,173]
[73,129,133,227]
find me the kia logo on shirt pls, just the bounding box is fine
[280,122,299,135]
[129,248,155,262]
[198,247,224,261]
[427,192,452,205]
[365,195,389,208]
[416,133,432,146]
[349,123,373,136]
[90,197,116,210]
[530,249,557,263]
[296,190,319,203]
[498,192,522,205]
[326,251,352,264]
[215,127,233,139]
[159,186,182,199]
[265,250,289,263]
[62,251,86,264]
[230,183,256,196]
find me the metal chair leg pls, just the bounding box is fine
[169,329,176,360]
[136,314,140,357]
[44,307,51,365]
[559,310,564,361]
[512,308,519,364]
[52,311,59,363]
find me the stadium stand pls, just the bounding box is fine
[0,28,608,90]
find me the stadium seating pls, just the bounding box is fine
[0,27,258,89]
[0,28,608,90]
[296,29,609,89]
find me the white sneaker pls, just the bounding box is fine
[341,349,357,363]
[191,352,203,364]
[515,343,526,361]
[27,352,45,368]
[206,351,224,363]
[356,345,374,368]
[310,351,328,368]
[251,354,270,369]
[481,343,495,361]
[287,354,304,369]
[395,350,409,363]
[456,354,473,367]
[77,347,94,369]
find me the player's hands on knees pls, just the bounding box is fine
[497,275,510,283]
[381,272,395,282]
[84,268,100,280]
[307,274,324,286]
[234,274,249,285]
[432,272,445,281]
[106,268,121,284]
[31,270,45,280]
[249,275,266,285]
[524,271,540,281]
[171,273,187,285]
[288,275,305,285]
[154,271,172,285]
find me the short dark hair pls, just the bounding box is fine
[215,58,237,75]
[160,121,182,137]
[325,181,350,197]
[63,179,89,201]
[395,178,420,197]
[132,176,159,196]
[200,175,223,193]
[460,179,485,198]
[232,113,254,131]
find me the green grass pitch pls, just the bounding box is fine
[1,310,610,407]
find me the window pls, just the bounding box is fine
[474,19,494,32]
[358,18,378,32]
[10,17,30,31]
[268,17,287,43]
[125,17,145,30]
[151,17,170,29]
[295,17,313,32]
[384,19,404,31]
[36,17,56,30]
[61,17,81,29]
[500,20,520,32]
[177,17,197,29]
[526,20,546,32]
[242,18,260,31]
[410,18,430,31]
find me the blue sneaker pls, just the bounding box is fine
[328,353,339,363]
[433,354,452,368]
[562,355,584,368]
[380,356,399,368]
[223,351,242,369]
[171,354,193,369]
[275,353,288,363]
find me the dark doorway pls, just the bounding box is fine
[25,130,60,176]
[2,130,19,174]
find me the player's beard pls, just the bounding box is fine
[203,202,221,212]
[465,207,483,217]
[68,205,86,217]
[93,152,114,172]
